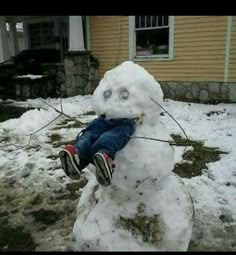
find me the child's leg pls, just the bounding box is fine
[91,119,136,159]
[92,119,136,186]
[59,116,111,179]
[74,116,112,168]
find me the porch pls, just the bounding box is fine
[0,16,99,99]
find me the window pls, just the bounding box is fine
[129,16,174,60]
[29,22,55,48]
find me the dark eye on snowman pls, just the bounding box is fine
[103,89,112,100]
[119,89,129,100]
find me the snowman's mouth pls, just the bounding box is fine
[102,113,141,123]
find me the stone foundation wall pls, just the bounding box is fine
[64,51,99,97]
[160,81,236,103]
[14,63,66,100]
[14,76,49,99]
[42,63,66,97]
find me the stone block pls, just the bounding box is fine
[168,81,178,90]
[82,66,89,76]
[199,89,209,102]
[221,84,230,100]
[66,88,74,97]
[229,83,236,102]
[71,75,76,88]
[186,92,192,100]
[74,56,84,65]
[209,83,220,94]
[192,83,200,98]
[56,70,66,84]
[64,58,74,68]
[176,84,187,97]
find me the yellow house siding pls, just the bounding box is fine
[229,16,236,81]
[136,16,227,81]
[90,16,228,82]
[90,16,128,76]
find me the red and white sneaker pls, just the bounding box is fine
[59,145,81,180]
[93,152,115,187]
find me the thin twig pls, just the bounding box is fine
[149,96,189,140]
[38,98,76,121]
[130,135,205,146]
[0,96,80,152]
[28,114,62,136]
[131,136,173,144]
[0,135,32,152]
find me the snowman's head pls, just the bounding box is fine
[92,61,163,123]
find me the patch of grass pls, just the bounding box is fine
[31,194,43,206]
[170,134,204,147]
[47,134,77,148]
[55,193,78,201]
[172,134,228,178]
[66,178,88,193]
[51,139,76,148]
[117,203,163,244]
[31,209,61,225]
[83,111,96,115]
[0,210,9,217]
[0,218,36,251]
[54,178,88,201]
[52,120,86,130]
[65,121,86,129]
[49,133,62,143]
[5,195,13,203]
[58,120,71,125]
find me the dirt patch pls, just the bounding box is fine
[117,203,164,245]
[51,139,76,148]
[52,120,86,130]
[46,132,75,148]
[66,178,88,193]
[49,133,62,143]
[0,217,36,251]
[31,209,61,226]
[0,177,86,251]
[83,111,96,115]
[172,135,228,178]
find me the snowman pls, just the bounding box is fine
[72,61,194,251]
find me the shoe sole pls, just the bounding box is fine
[59,149,81,180]
[93,153,112,187]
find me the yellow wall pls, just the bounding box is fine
[90,16,129,76]
[90,16,228,82]
[229,16,236,81]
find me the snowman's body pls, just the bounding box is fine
[73,61,194,251]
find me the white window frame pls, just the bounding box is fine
[129,16,174,61]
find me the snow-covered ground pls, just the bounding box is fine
[0,96,235,251]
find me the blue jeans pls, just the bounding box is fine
[74,116,136,169]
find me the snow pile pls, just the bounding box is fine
[72,61,194,251]
[15,74,44,80]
